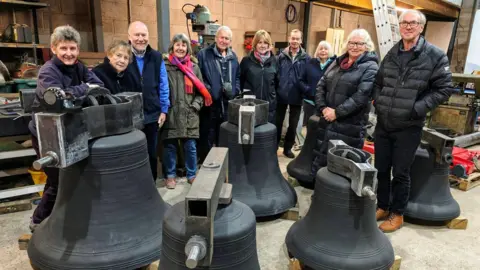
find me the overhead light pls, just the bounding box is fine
[396,7,409,12]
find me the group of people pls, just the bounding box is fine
[309,9,453,233]
[27,8,453,234]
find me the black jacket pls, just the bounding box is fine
[92,57,135,95]
[300,56,336,101]
[277,47,310,105]
[240,52,279,121]
[312,52,379,170]
[373,36,454,131]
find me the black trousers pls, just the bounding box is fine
[142,122,159,181]
[374,124,422,215]
[302,100,315,126]
[275,103,302,151]
[31,134,59,224]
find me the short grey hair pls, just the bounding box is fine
[314,40,334,58]
[168,33,193,56]
[343,29,375,53]
[50,25,81,47]
[215,26,233,40]
[399,9,427,26]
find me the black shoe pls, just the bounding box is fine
[283,149,295,159]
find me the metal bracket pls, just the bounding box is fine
[34,92,144,169]
[184,147,231,268]
[421,127,454,165]
[327,140,378,200]
[238,105,255,144]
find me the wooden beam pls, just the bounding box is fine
[398,0,459,18]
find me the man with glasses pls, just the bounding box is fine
[372,9,453,232]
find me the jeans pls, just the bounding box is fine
[375,124,422,215]
[275,103,302,151]
[164,138,197,180]
[31,135,59,224]
[142,122,159,181]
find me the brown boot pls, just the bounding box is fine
[165,178,176,189]
[376,208,390,221]
[188,177,195,184]
[379,213,404,233]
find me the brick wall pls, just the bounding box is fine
[101,0,159,50]
[170,0,304,59]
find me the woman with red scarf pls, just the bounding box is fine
[163,33,212,189]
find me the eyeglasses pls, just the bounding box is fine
[348,41,366,48]
[399,21,420,28]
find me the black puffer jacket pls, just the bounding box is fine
[240,52,279,122]
[311,51,379,172]
[373,36,453,131]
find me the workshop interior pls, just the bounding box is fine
[1,0,480,269]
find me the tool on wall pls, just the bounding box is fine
[182,3,221,52]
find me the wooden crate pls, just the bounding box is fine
[288,255,402,270]
[450,172,480,191]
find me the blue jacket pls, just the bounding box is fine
[196,44,240,102]
[277,47,310,105]
[28,56,104,136]
[300,56,336,101]
[125,45,170,124]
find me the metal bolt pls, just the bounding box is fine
[362,186,376,200]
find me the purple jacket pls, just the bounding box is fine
[29,57,104,136]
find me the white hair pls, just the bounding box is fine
[343,29,375,53]
[399,9,427,26]
[215,26,233,40]
[314,40,334,58]
[50,25,81,47]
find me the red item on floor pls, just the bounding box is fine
[363,142,375,154]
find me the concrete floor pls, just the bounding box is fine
[1,149,480,270]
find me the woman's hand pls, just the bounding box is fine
[322,107,336,122]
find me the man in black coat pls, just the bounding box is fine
[276,29,310,158]
[373,9,454,232]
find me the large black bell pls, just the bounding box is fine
[218,98,297,217]
[405,141,460,221]
[160,200,260,270]
[286,115,325,188]
[28,130,170,270]
[286,147,394,269]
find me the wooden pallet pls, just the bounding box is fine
[450,172,480,191]
[288,255,402,270]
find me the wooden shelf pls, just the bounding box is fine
[0,42,46,49]
[0,0,49,9]
[0,148,36,161]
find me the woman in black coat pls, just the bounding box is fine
[93,40,134,94]
[300,40,336,125]
[240,29,278,123]
[311,29,379,178]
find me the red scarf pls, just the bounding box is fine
[168,54,212,106]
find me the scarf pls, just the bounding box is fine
[169,54,212,106]
[254,50,270,64]
[132,46,146,58]
[340,57,354,70]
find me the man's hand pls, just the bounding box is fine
[158,113,166,128]
[323,107,336,122]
